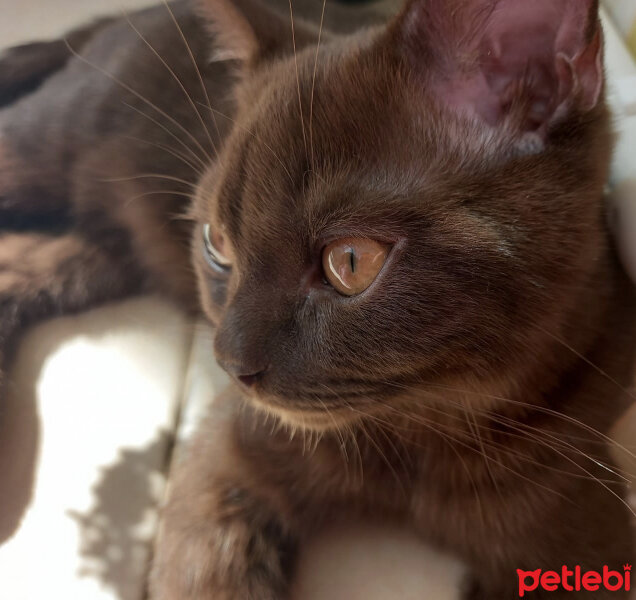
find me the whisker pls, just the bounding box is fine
[410,394,631,484]
[368,382,636,514]
[485,410,631,482]
[378,377,636,480]
[196,102,295,186]
[99,173,199,188]
[64,40,210,169]
[316,396,349,459]
[467,408,503,501]
[124,189,193,207]
[357,417,407,496]
[482,410,636,518]
[311,373,633,506]
[459,427,623,485]
[119,134,205,177]
[311,392,355,484]
[361,374,636,467]
[162,0,223,145]
[121,102,208,171]
[287,0,309,161]
[308,0,326,171]
[169,210,197,223]
[121,11,218,160]
[361,401,574,505]
[536,324,636,404]
[436,421,487,528]
[428,381,636,464]
[345,419,365,486]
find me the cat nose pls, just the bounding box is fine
[237,371,265,388]
[214,293,275,388]
[214,328,269,387]
[217,359,267,388]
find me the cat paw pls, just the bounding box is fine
[149,488,292,600]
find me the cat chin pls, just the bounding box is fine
[248,395,363,433]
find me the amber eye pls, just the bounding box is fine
[202,224,232,271]
[322,238,389,296]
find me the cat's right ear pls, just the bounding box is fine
[386,0,603,146]
[196,0,318,67]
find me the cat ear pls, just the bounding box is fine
[196,0,318,66]
[391,0,603,141]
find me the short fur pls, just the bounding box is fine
[0,0,634,598]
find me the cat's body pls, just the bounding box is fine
[0,0,635,598]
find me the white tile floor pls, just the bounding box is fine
[0,10,195,600]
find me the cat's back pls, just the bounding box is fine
[0,0,393,141]
[0,0,394,211]
[0,1,221,156]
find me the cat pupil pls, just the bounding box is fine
[348,249,356,273]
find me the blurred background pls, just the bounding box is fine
[0,0,158,48]
[605,0,636,56]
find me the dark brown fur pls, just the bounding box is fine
[0,0,634,598]
[0,17,116,109]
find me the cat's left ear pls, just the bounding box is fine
[196,0,319,67]
[387,0,603,142]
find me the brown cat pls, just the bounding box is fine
[1,0,635,598]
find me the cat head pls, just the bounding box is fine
[190,0,611,429]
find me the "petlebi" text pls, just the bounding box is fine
[517,565,631,597]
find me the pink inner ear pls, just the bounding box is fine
[418,0,601,135]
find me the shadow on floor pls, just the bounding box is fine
[69,429,173,600]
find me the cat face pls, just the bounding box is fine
[191,0,610,427]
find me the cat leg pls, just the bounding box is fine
[0,229,145,393]
[150,397,298,600]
